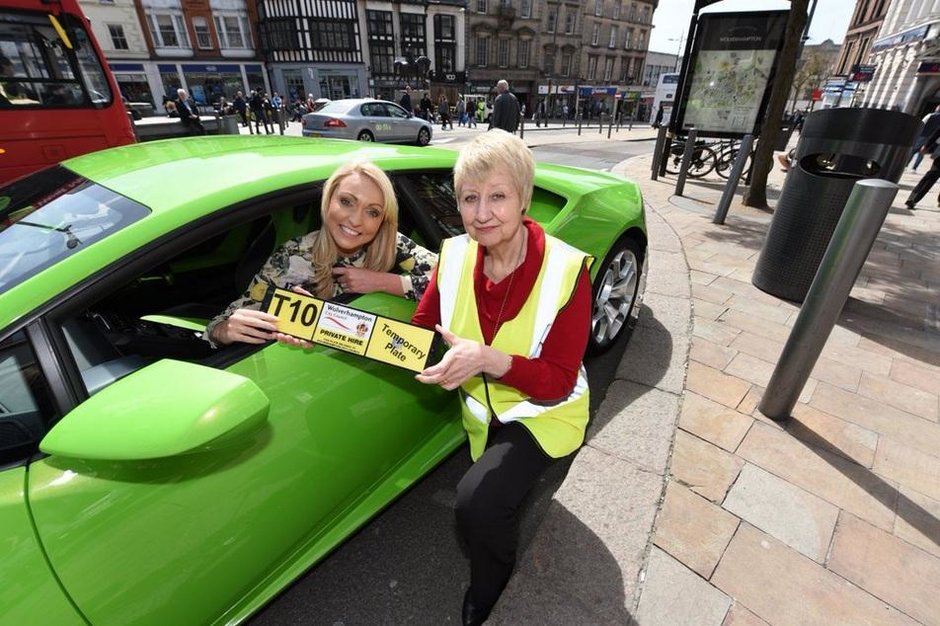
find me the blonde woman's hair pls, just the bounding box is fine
[453,129,535,211]
[309,161,399,298]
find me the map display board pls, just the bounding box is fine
[675,11,788,137]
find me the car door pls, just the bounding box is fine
[384,102,414,142]
[23,191,462,625]
[0,330,85,625]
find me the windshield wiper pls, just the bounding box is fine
[17,220,82,249]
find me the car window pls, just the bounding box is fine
[384,103,409,119]
[395,172,464,240]
[53,191,324,396]
[318,100,357,115]
[362,103,386,118]
[0,330,58,466]
[0,166,150,292]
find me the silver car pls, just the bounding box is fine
[301,98,433,146]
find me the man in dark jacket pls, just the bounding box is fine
[175,88,206,135]
[233,90,248,127]
[488,79,520,133]
[249,89,271,135]
[400,86,413,114]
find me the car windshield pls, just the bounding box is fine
[0,166,150,292]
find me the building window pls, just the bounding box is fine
[620,59,629,83]
[367,10,394,37]
[476,36,488,66]
[107,24,128,50]
[561,51,572,77]
[642,6,651,24]
[192,17,212,50]
[595,0,604,17]
[548,8,557,33]
[604,56,613,81]
[637,29,646,49]
[214,14,250,49]
[148,13,189,48]
[263,18,299,51]
[435,14,455,40]
[498,39,510,67]
[400,12,426,57]
[588,55,598,80]
[624,28,633,49]
[613,0,622,19]
[500,0,511,7]
[521,0,532,18]
[519,39,530,68]
[565,10,576,34]
[370,43,395,76]
[609,25,618,48]
[434,14,456,74]
[310,18,355,51]
[543,48,555,76]
[629,2,637,22]
[477,0,488,13]
[592,23,599,46]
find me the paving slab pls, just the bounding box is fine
[635,547,732,626]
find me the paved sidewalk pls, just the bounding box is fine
[494,136,940,624]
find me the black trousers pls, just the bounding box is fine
[455,421,555,611]
[906,156,940,205]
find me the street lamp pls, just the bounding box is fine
[668,35,685,72]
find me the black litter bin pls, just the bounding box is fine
[752,108,920,302]
[774,122,794,151]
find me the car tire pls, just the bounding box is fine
[588,237,644,355]
[357,130,375,142]
[416,127,431,146]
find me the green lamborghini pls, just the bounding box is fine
[0,136,646,625]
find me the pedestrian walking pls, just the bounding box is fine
[910,105,940,172]
[456,96,466,127]
[400,86,413,115]
[488,79,520,134]
[233,90,249,127]
[904,122,940,209]
[249,89,272,135]
[439,93,453,130]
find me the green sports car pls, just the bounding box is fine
[0,136,646,625]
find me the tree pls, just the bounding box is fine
[743,0,809,209]
[790,49,829,111]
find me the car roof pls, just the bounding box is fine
[63,136,451,216]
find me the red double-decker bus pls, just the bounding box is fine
[0,0,136,185]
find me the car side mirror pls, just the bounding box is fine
[40,360,269,461]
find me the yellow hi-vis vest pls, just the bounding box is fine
[437,233,590,461]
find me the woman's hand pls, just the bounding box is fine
[333,266,403,296]
[213,308,279,345]
[416,325,512,390]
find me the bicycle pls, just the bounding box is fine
[663,137,717,178]
[714,139,754,180]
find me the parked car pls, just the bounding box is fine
[0,135,646,625]
[302,98,433,146]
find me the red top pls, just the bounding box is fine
[412,218,592,400]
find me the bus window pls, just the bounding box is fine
[0,2,134,186]
[0,10,110,108]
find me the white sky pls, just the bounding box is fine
[649,0,856,54]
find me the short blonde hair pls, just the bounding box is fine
[309,161,399,298]
[453,129,535,210]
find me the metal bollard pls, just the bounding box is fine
[674,128,698,197]
[758,179,898,420]
[713,134,754,225]
[651,125,668,181]
[520,115,525,139]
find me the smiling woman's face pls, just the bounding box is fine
[324,172,386,255]
[457,169,524,254]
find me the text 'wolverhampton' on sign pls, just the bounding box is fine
[261,286,440,373]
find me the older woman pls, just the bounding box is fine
[413,130,592,625]
[206,160,436,346]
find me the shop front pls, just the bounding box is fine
[109,63,154,105]
[154,62,267,107]
[268,65,368,103]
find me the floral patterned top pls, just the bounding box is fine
[204,231,437,345]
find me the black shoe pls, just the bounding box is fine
[462,588,493,626]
